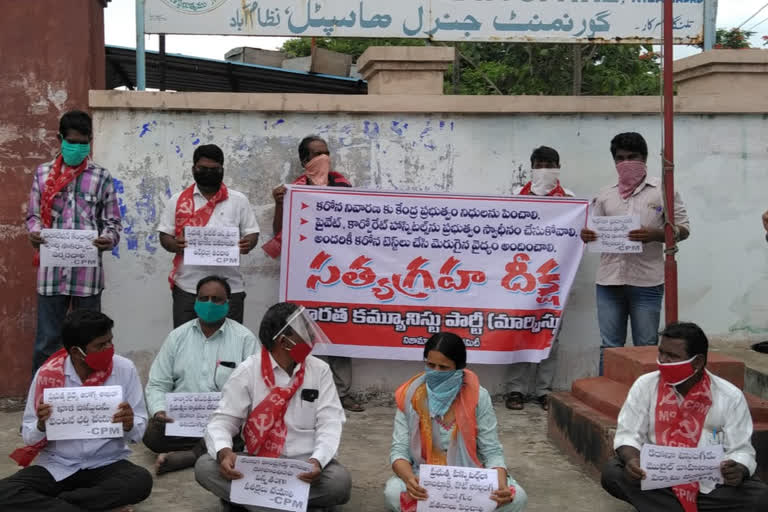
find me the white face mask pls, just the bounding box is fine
[531,168,560,196]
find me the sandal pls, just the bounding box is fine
[340,395,365,412]
[537,394,549,411]
[505,392,525,410]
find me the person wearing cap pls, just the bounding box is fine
[194,302,351,511]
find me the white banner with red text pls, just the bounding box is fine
[279,186,588,364]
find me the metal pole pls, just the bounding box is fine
[159,34,167,91]
[662,0,678,324]
[703,0,718,51]
[136,0,146,91]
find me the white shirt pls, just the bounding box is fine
[21,355,148,482]
[204,351,345,468]
[614,370,756,494]
[157,185,260,293]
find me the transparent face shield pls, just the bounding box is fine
[272,306,331,363]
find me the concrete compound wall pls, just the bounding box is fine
[89,93,768,396]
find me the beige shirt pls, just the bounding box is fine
[591,176,689,287]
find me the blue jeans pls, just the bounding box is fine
[34,293,101,371]
[596,284,663,375]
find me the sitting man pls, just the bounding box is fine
[194,302,352,511]
[601,321,768,511]
[144,275,257,474]
[0,310,152,511]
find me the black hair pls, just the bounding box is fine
[196,275,232,298]
[62,310,114,351]
[660,322,709,363]
[298,136,327,164]
[423,332,467,369]
[193,144,224,165]
[59,110,92,138]
[259,302,300,350]
[530,146,560,166]
[610,132,648,160]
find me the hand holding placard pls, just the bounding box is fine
[230,456,313,512]
[640,443,724,491]
[184,226,240,266]
[43,386,124,441]
[165,392,221,437]
[417,464,498,512]
[40,229,99,267]
[587,216,642,254]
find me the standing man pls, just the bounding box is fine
[26,110,122,371]
[581,133,690,374]
[505,146,573,411]
[265,136,365,413]
[194,302,352,511]
[158,144,260,328]
[144,276,257,475]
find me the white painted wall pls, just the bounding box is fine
[92,110,768,395]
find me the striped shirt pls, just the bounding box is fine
[26,158,122,296]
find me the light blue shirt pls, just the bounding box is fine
[21,355,147,482]
[390,385,507,470]
[145,318,258,416]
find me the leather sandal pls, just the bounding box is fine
[505,392,524,410]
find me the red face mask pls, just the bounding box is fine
[79,346,115,372]
[657,355,698,385]
[288,341,312,364]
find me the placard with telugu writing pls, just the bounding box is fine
[587,215,642,254]
[184,226,240,266]
[640,443,724,491]
[40,229,99,267]
[165,392,222,437]
[230,456,312,512]
[43,386,123,441]
[417,464,498,512]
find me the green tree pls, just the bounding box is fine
[713,28,755,49]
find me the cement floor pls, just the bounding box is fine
[0,404,634,512]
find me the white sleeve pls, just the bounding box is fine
[239,196,260,236]
[21,371,45,445]
[613,378,652,452]
[722,392,757,476]
[157,195,177,235]
[310,363,345,468]
[204,358,254,458]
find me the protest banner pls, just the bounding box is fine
[640,443,724,491]
[184,226,240,266]
[587,215,642,254]
[40,229,98,268]
[165,392,222,437]
[230,456,312,511]
[43,386,123,441]
[417,464,498,512]
[279,186,588,364]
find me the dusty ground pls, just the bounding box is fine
[0,403,634,511]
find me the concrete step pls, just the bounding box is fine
[604,346,745,389]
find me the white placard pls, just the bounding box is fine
[39,229,99,267]
[640,443,724,491]
[230,456,313,511]
[184,226,240,266]
[588,215,642,254]
[43,386,123,441]
[417,464,498,512]
[165,392,222,437]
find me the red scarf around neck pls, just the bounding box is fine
[9,348,113,467]
[655,372,713,512]
[518,180,567,197]
[242,346,306,457]
[168,183,229,288]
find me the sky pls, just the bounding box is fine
[104,0,768,61]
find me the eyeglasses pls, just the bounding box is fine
[197,295,228,305]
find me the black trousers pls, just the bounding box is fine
[172,286,246,328]
[601,456,768,511]
[0,459,152,512]
[143,416,245,455]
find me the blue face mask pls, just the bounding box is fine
[194,300,229,324]
[424,367,464,418]
[61,140,91,166]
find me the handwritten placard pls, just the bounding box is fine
[165,392,222,438]
[184,226,240,266]
[40,229,98,267]
[43,385,123,441]
[588,215,642,254]
[230,456,313,512]
[640,443,724,491]
[417,464,498,512]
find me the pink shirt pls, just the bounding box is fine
[591,176,689,287]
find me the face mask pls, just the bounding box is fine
[424,367,464,417]
[304,154,331,187]
[657,355,699,386]
[287,339,313,364]
[531,168,560,196]
[77,346,114,372]
[616,160,647,199]
[61,140,91,166]
[195,300,229,324]
[193,166,224,189]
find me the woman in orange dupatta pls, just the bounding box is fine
[384,332,527,511]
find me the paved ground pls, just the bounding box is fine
[0,402,634,512]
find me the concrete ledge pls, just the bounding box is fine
[674,50,768,97]
[89,90,768,114]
